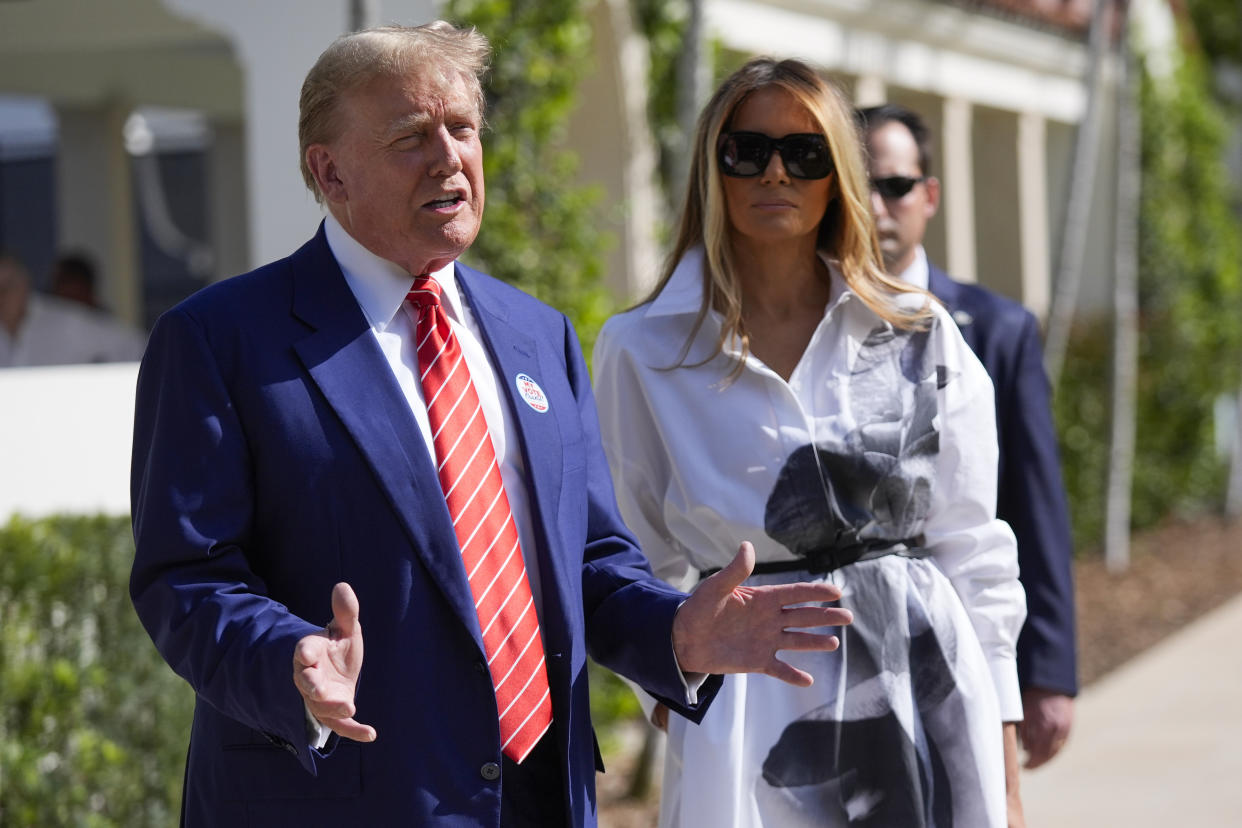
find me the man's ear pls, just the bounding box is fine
[923,175,941,218]
[306,144,347,204]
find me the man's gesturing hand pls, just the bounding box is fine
[671,542,853,686]
[1019,689,1074,769]
[293,582,377,743]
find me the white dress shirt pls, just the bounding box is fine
[323,214,543,611]
[304,215,544,747]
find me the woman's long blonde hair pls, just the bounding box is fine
[646,57,930,374]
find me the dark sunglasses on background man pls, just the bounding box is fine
[717,131,835,180]
[870,175,927,199]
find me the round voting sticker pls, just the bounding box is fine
[515,373,549,413]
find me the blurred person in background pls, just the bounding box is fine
[0,251,145,367]
[594,58,1026,827]
[857,103,1077,770]
[49,250,103,310]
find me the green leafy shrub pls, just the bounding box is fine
[1131,47,1241,521]
[0,515,193,827]
[446,0,616,354]
[1053,322,1112,551]
[1055,39,1242,553]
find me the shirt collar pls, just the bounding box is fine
[644,247,709,318]
[324,212,462,329]
[892,244,930,291]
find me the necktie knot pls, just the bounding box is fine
[407,277,442,309]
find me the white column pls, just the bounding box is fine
[854,74,886,107]
[56,103,141,325]
[568,0,662,300]
[162,0,438,269]
[941,97,976,284]
[1017,110,1051,320]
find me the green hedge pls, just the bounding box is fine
[0,514,642,823]
[0,515,192,827]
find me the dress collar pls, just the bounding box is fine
[645,245,855,320]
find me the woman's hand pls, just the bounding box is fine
[1004,721,1026,828]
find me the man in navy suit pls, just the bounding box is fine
[130,22,852,827]
[857,104,1078,769]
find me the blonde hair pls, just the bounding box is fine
[648,57,930,375]
[298,21,490,202]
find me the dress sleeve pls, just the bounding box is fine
[572,315,722,720]
[922,315,1027,722]
[591,320,698,593]
[592,320,704,722]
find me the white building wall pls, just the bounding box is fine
[161,0,439,272]
[0,364,138,518]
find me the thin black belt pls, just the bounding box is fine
[699,535,927,579]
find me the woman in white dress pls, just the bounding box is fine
[593,58,1027,827]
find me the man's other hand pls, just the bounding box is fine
[671,541,853,686]
[1019,688,1073,768]
[293,582,377,743]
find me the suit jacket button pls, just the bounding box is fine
[480,762,501,781]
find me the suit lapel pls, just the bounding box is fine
[927,264,978,350]
[288,228,483,646]
[454,264,573,634]
[927,264,960,310]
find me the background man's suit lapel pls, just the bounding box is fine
[928,264,979,351]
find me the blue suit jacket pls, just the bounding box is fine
[927,264,1078,697]
[130,226,720,827]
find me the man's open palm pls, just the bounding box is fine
[293,582,376,742]
[672,542,854,686]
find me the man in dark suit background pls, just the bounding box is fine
[857,103,1078,769]
[130,22,852,827]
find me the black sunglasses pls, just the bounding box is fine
[717,131,835,180]
[871,176,927,199]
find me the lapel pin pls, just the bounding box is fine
[952,309,974,327]
[515,373,549,413]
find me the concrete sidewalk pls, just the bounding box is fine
[1022,593,1242,827]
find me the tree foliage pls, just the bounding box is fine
[1055,33,1242,550]
[445,0,615,351]
[1132,45,1242,516]
[1185,0,1242,66]
[0,515,193,827]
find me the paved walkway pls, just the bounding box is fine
[1022,593,1242,827]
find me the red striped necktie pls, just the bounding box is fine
[407,276,552,764]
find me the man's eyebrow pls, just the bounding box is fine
[383,112,433,139]
[389,114,430,133]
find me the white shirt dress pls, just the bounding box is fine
[592,248,1026,828]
